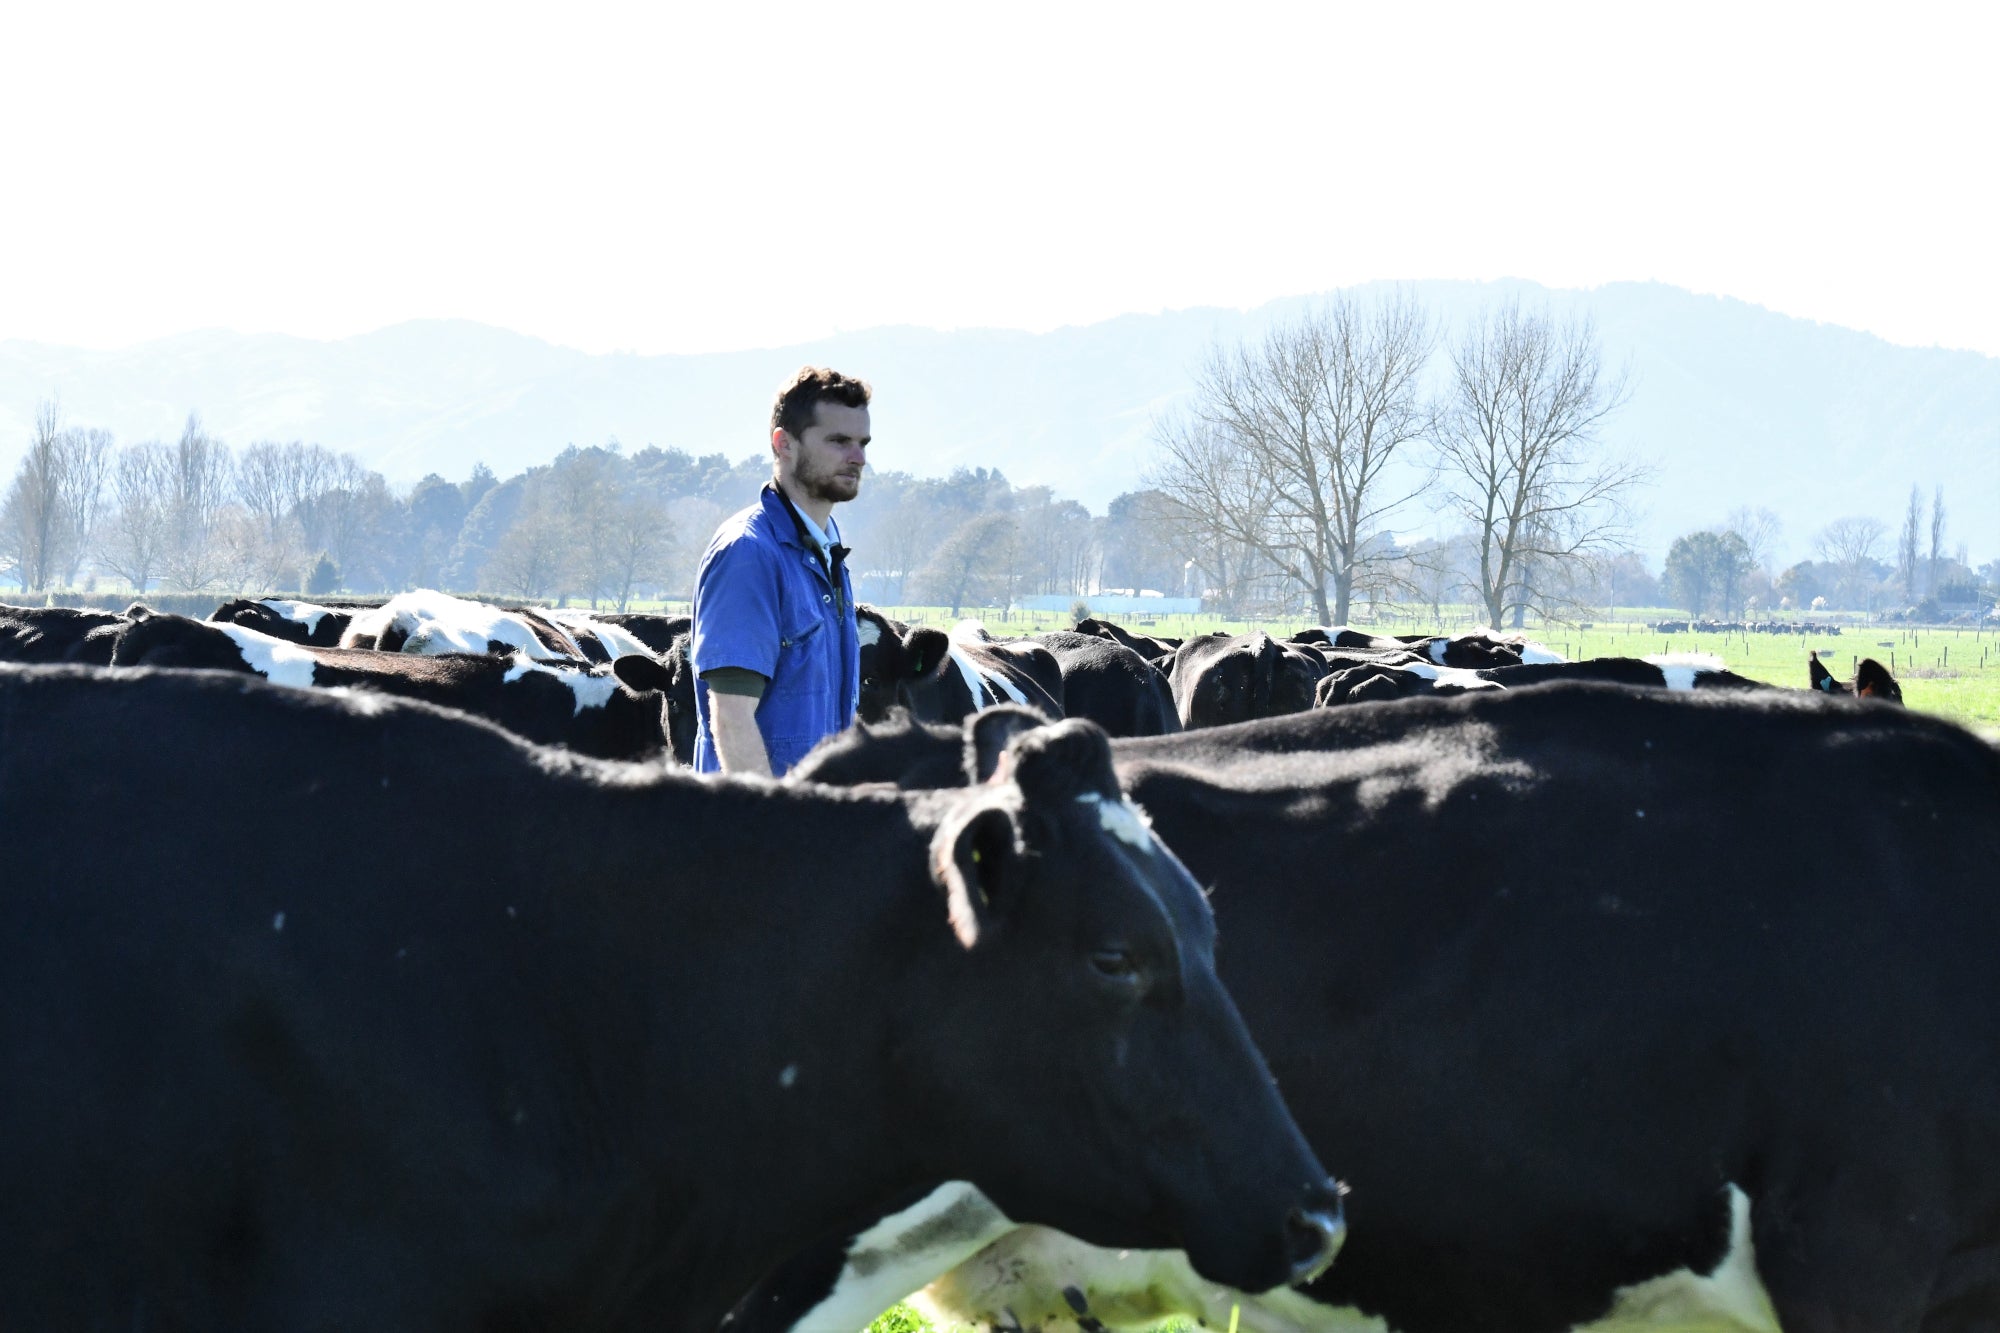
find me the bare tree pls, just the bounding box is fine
[1150,294,1433,623]
[1149,409,1291,616]
[1898,485,1922,602]
[2,402,73,592]
[98,442,174,592]
[1722,505,1783,573]
[1433,301,1644,627]
[602,491,672,612]
[1814,515,1889,609]
[159,413,235,592]
[1928,485,1947,597]
[57,427,113,586]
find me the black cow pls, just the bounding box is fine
[0,666,1342,1332]
[1167,632,1324,729]
[1810,650,1905,704]
[593,611,690,655]
[1076,617,1180,664]
[856,612,1062,725]
[1034,630,1180,738]
[110,611,676,760]
[0,602,136,664]
[209,597,364,647]
[787,687,2000,1333]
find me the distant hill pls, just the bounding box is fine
[2,280,1994,565]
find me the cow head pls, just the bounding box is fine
[893,712,1344,1295]
[1809,651,1904,705]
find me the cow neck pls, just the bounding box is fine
[571,774,955,1325]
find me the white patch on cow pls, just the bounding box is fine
[1077,792,1155,854]
[352,590,580,660]
[1597,1185,1780,1332]
[985,668,1030,707]
[1399,661,1502,691]
[914,1227,1356,1333]
[216,623,320,689]
[501,654,620,715]
[949,619,991,644]
[260,598,335,633]
[545,609,657,661]
[1428,638,1449,664]
[857,616,882,648]
[792,1183,1017,1332]
[778,1063,798,1088]
[1515,639,1567,664]
[272,912,285,932]
[945,646,990,709]
[1643,652,1727,691]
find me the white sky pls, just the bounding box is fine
[2,1,1996,358]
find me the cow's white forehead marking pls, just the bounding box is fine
[502,655,620,714]
[1077,792,1155,853]
[857,617,882,648]
[217,623,320,689]
[1428,639,1449,664]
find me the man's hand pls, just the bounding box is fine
[709,691,774,777]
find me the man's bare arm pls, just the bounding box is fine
[708,691,773,777]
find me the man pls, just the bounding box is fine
[689,367,870,776]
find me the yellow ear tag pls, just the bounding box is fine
[1228,1305,1240,1333]
[971,849,981,863]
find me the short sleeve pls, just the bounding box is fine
[692,536,783,679]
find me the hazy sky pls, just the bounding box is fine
[3,2,1995,357]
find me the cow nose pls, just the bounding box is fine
[1285,1191,1345,1287]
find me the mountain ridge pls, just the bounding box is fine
[3,280,1994,566]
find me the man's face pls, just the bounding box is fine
[778,401,871,505]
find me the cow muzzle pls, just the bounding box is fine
[1285,1189,1346,1287]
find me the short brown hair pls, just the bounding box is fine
[771,366,871,440]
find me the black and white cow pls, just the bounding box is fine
[1810,650,1905,704]
[1076,617,1180,665]
[1316,652,1762,707]
[341,589,585,659]
[209,597,370,647]
[1291,627,1559,670]
[0,666,1342,1333]
[784,686,2000,1333]
[1033,630,1180,738]
[856,610,1062,725]
[1167,632,1325,729]
[110,611,675,760]
[0,602,137,665]
[542,607,674,665]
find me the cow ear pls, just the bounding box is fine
[906,627,951,677]
[126,602,153,621]
[964,706,1044,784]
[1808,651,1840,693]
[1854,658,1903,703]
[612,653,672,695]
[931,804,1021,948]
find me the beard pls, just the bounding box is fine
[794,450,862,504]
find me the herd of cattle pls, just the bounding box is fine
[4,589,1995,1333]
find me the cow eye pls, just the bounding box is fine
[1090,948,1137,980]
[862,675,876,687]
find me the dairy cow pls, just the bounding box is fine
[1810,649,1905,704]
[0,667,1342,1332]
[856,611,1062,725]
[0,602,136,664]
[110,611,675,760]
[1032,630,1180,738]
[342,589,584,659]
[1316,653,1764,707]
[782,687,2000,1333]
[1167,632,1325,729]
[209,597,368,647]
